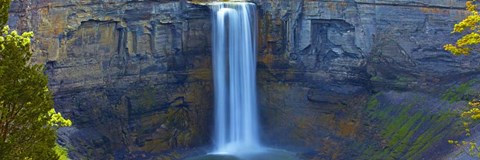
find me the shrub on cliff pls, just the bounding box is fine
[444,0,480,55]
[445,0,480,157]
[0,1,72,159]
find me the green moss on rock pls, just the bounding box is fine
[364,94,457,159]
[442,80,477,103]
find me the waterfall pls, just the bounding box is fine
[211,2,261,154]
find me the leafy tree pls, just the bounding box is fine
[444,0,480,55]
[0,0,10,27]
[447,101,480,157]
[445,0,480,157]
[0,1,72,159]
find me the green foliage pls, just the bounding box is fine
[0,0,10,27]
[442,80,476,103]
[444,1,480,158]
[54,144,69,160]
[448,101,480,157]
[0,1,72,159]
[444,0,480,55]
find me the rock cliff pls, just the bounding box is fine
[250,0,480,159]
[10,1,213,159]
[7,0,480,159]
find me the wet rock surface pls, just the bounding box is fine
[7,0,480,159]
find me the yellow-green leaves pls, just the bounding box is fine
[47,109,73,127]
[468,1,478,12]
[0,1,71,159]
[0,0,10,27]
[1,25,8,34]
[448,140,460,146]
[449,99,480,156]
[0,26,33,50]
[53,144,69,160]
[445,2,480,156]
[444,44,471,55]
[452,10,480,33]
[462,100,480,120]
[444,0,480,55]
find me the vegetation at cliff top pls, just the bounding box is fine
[0,0,72,159]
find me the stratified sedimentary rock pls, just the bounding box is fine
[7,0,479,159]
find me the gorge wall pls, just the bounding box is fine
[8,0,480,159]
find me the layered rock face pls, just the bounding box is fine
[8,0,480,159]
[249,1,480,159]
[9,1,213,159]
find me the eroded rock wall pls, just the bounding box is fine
[7,0,480,159]
[251,0,479,159]
[9,1,213,159]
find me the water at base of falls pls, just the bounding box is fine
[186,148,298,160]
[211,2,262,155]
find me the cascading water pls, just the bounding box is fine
[186,2,355,159]
[211,2,262,154]
[181,2,299,159]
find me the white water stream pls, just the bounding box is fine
[211,2,262,154]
